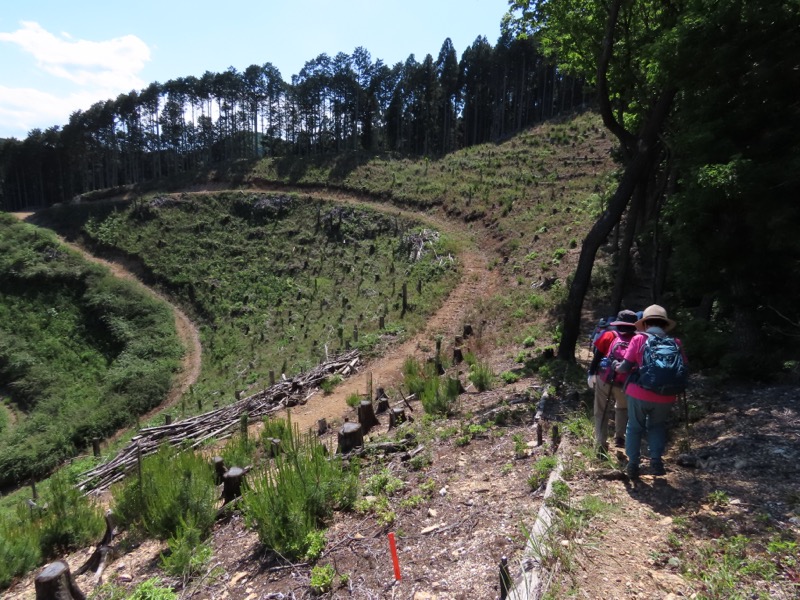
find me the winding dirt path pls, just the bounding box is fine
[11,188,501,438]
[10,212,203,430]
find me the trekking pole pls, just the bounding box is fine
[681,392,691,448]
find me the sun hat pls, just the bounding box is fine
[634,304,676,332]
[609,309,638,328]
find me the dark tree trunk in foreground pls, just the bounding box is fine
[557,91,675,361]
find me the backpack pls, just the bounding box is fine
[633,332,688,395]
[588,315,617,349]
[598,332,631,385]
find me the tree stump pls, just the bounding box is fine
[376,396,390,414]
[75,510,119,583]
[358,400,380,435]
[35,560,85,600]
[463,324,473,338]
[453,346,464,364]
[317,418,328,435]
[389,407,406,429]
[212,456,226,485]
[266,438,282,457]
[222,467,245,504]
[337,422,364,454]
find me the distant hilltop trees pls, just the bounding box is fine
[0,34,587,211]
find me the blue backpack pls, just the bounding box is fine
[634,333,688,395]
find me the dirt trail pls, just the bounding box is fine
[9,212,203,429]
[11,188,500,440]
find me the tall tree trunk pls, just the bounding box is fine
[557,90,675,361]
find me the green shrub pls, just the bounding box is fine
[126,578,178,600]
[364,469,405,496]
[221,431,257,469]
[160,518,213,580]
[37,469,105,557]
[420,376,460,416]
[0,506,42,589]
[111,444,217,540]
[528,455,558,490]
[500,370,521,384]
[469,361,493,392]
[244,424,358,560]
[310,563,335,595]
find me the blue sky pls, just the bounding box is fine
[0,0,511,139]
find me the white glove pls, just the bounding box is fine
[587,374,596,389]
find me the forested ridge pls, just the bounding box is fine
[0,33,585,211]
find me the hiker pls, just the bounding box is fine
[613,305,688,479]
[587,309,638,455]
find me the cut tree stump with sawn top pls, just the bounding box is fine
[222,467,246,504]
[35,560,85,600]
[358,400,380,434]
[337,422,364,454]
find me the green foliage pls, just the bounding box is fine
[320,374,343,394]
[363,469,405,496]
[528,455,558,490]
[500,370,521,384]
[111,444,217,540]
[420,375,460,416]
[345,393,362,408]
[243,423,357,560]
[309,563,336,595]
[468,361,493,392]
[160,518,213,580]
[125,578,178,600]
[221,431,257,469]
[59,194,458,399]
[0,217,182,488]
[0,469,104,589]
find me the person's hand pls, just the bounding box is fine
[587,374,596,389]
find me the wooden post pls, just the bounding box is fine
[435,337,442,374]
[240,413,248,441]
[537,421,543,446]
[269,370,275,386]
[353,324,359,342]
[92,438,101,457]
[402,282,408,314]
[165,414,172,425]
[552,424,560,448]
[453,346,464,364]
[30,477,37,501]
[379,315,385,329]
[35,560,85,600]
[367,372,373,406]
[416,278,422,294]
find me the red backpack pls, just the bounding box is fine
[598,331,632,385]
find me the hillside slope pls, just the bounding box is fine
[5,112,798,599]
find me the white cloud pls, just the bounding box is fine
[0,21,151,137]
[0,21,150,87]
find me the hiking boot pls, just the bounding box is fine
[650,461,666,476]
[614,436,625,448]
[625,463,640,480]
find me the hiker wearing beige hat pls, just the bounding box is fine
[613,304,688,479]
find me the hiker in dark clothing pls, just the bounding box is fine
[614,305,687,479]
[587,309,638,455]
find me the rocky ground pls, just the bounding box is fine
[6,374,799,599]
